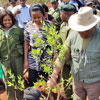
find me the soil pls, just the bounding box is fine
[0,90,7,100]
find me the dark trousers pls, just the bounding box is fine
[28,69,48,86]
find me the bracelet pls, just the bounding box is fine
[23,68,29,75]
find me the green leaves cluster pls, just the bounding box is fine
[7,69,25,91]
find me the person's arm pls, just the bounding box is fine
[23,26,30,82]
[23,41,29,82]
[12,6,21,17]
[24,41,29,70]
[47,39,71,87]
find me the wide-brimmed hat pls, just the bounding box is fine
[68,7,100,32]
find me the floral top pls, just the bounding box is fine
[24,20,53,71]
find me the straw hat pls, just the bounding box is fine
[68,7,100,32]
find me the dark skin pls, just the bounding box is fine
[78,27,95,38]
[14,0,27,16]
[10,1,17,7]
[60,11,74,22]
[20,0,27,7]
[51,2,59,10]
[24,10,44,82]
[47,26,96,88]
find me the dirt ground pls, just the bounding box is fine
[0,91,7,100]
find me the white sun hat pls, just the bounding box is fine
[68,7,100,32]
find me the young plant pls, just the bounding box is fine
[7,20,72,100]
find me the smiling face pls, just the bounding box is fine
[31,10,43,25]
[3,15,13,30]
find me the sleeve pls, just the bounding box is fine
[48,14,54,21]
[19,28,24,45]
[55,38,71,70]
[24,25,30,42]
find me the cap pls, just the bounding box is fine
[61,4,77,12]
[50,0,58,3]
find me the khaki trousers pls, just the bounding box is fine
[73,78,100,100]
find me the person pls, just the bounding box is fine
[68,0,82,10]
[7,0,17,12]
[47,7,100,100]
[42,4,55,24]
[23,87,41,100]
[49,0,62,32]
[24,4,53,87]
[79,0,85,7]
[12,0,31,29]
[0,6,5,93]
[84,0,100,27]
[59,4,77,99]
[0,10,24,100]
[58,0,65,7]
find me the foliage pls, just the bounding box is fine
[0,0,48,8]
[7,21,72,100]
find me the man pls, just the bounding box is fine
[85,0,100,27]
[59,4,77,43]
[59,4,77,99]
[12,0,31,29]
[7,0,17,12]
[68,0,82,11]
[48,7,100,100]
[49,0,62,32]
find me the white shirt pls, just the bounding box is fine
[0,7,4,12]
[13,4,31,28]
[58,0,65,7]
[7,5,15,12]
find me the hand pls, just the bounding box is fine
[14,9,21,15]
[16,9,21,14]
[47,73,58,88]
[23,21,28,25]
[47,78,57,88]
[23,69,29,84]
[23,61,29,83]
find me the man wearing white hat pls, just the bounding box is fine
[47,7,100,100]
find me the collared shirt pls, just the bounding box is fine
[24,20,52,71]
[7,5,15,12]
[3,25,17,37]
[13,4,31,28]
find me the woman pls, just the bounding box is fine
[24,4,53,86]
[0,10,24,100]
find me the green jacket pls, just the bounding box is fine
[49,8,62,31]
[0,26,24,80]
[68,27,100,83]
[59,22,71,44]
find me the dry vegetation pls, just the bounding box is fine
[0,0,49,8]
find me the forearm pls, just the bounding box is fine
[24,41,29,69]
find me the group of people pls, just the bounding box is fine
[0,0,100,100]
